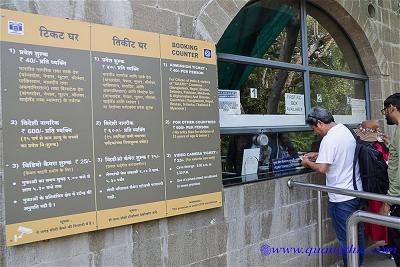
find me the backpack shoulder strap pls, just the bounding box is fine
[352,145,362,190]
[345,124,358,140]
[345,124,359,190]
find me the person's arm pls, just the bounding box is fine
[301,156,330,173]
[383,134,391,147]
[304,152,318,161]
[286,140,298,157]
[388,128,400,197]
[380,202,391,215]
[382,128,400,212]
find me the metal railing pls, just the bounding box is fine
[347,211,400,266]
[287,179,400,267]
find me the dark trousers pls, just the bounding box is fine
[389,204,400,266]
[329,198,365,267]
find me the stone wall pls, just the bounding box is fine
[0,0,399,266]
[1,172,339,267]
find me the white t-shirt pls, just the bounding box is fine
[316,123,362,202]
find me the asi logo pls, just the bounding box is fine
[8,21,24,35]
[203,48,212,58]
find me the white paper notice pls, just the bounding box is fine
[241,148,260,176]
[350,98,366,118]
[218,90,241,115]
[250,88,257,98]
[285,93,305,115]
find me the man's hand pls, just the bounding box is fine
[301,156,311,168]
[379,203,391,215]
[300,156,330,173]
[304,152,318,161]
[382,134,391,147]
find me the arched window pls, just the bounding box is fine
[217,0,368,186]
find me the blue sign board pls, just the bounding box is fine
[271,156,301,173]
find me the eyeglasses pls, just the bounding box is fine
[381,106,389,115]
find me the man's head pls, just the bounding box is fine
[382,93,400,125]
[278,133,289,145]
[306,107,336,136]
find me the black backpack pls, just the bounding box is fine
[346,126,389,194]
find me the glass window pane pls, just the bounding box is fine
[307,5,364,74]
[310,74,366,124]
[218,62,305,128]
[217,0,301,64]
[221,131,316,186]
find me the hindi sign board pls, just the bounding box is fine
[0,9,222,246]
[1,8,97,246]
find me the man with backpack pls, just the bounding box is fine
[380,93,400,266]
[301,107,365,267]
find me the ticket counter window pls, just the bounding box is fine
[310,75,365,124]
[218,63,305,128]
[217,0,368,186]
[221,131,319,186]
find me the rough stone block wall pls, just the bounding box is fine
[1,172,338,267]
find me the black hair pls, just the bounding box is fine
[305,107,335,126]
[384,93,400,111]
